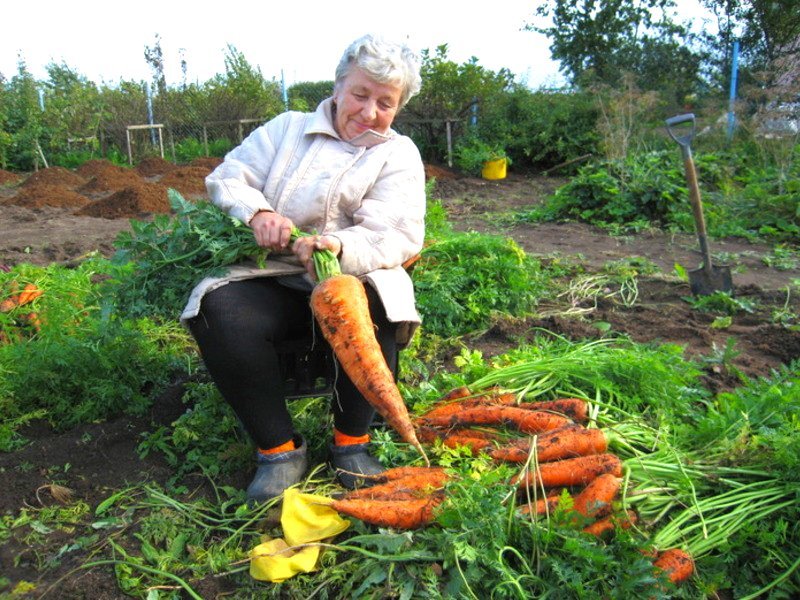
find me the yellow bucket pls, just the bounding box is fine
[481,158,507,180]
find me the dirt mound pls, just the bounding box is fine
[78,169,144,194]
[20,166,86,190]
[6,183,91,209]
[75,183,170,219]
[136,156,177,177]
[425,163,458,180]
[76,159,130,179]
[158,166,209,198]
[189,156,223,171]
[0,169,21,185]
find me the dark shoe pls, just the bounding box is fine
[329,442,385,490]
[246,435,308,505]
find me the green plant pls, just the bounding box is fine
[683,291,757,316]
[453,135,510,176]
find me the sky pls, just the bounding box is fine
[1,0,715,91]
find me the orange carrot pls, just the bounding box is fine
[416,390,516,423]
[362,466,447,483]
[518,489,566,515]
[343,470,449,500]
[420,405,572,434]
[514,453,623,489]
[17,283,42,306]
[571,473,621,519]
[0,296,18,313]
[653,548,694,585]
[438,385,472,402]
[331,495,443,529]
[490,425,607,464]
[516,398,589,423]
[311,274,427,464]
[582,509,638,537]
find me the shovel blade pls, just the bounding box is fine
[689,265,734,296]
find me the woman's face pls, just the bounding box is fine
[333,67,403,141]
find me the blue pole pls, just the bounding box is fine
[727,41,740,141]
[146,85,157,146]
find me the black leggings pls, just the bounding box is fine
[187,277,398,450]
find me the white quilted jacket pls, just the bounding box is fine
[180,98,426,345]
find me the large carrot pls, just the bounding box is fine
[652,548,694,585]
[420,405,571,434]
[514,453,623,489]
[571,473,621,519]
[310,273,427,464]
[491,425,607,464]
[331,495,443,529]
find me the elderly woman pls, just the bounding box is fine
[181,34,425,504]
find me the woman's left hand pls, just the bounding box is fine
[292,235,342,279]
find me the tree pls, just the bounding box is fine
[403,45,514,161]
[144,33,167,97]
[528,0,702,99]
[701,0,800,81]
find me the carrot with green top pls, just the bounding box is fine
[514,453,623,489]
[304,236,427,464]
[491,425,608,464]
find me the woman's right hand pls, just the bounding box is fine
[250,210,294,251]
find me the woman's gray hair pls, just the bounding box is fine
[334,34,422,108]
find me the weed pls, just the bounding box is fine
[683,291,757,315]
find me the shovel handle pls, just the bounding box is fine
[683,156,714,272]
[665,113,696,156]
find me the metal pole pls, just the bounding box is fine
[446,120,453,168]
[727,41,740,141]
[146,85,157,146]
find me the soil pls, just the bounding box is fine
[1,162,799,598]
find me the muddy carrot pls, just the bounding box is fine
[359,466,447,483]
[514,453,624,489]
[416,390,516,423]
[311,273,427,464]
[571,473,621,519]
[343,470,449,500]
[420,405,572,434]
[331,495,443,529]
[653,548,694,585]
[583,509,638,537]
[490,425,607,464]
[515,398,589,423]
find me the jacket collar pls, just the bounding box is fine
[306,97,396,149]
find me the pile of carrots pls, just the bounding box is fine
[0,281,43,344]
[411,386,694,587]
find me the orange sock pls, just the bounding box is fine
[334,428,370,446]
[258,439,295,456]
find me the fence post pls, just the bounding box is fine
[203,125,209,156]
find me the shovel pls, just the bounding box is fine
[665,113,733,296]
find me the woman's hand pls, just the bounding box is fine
[250,210,294,251]
[293,235,342,280]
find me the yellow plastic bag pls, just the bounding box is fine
[249,488,350,582]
